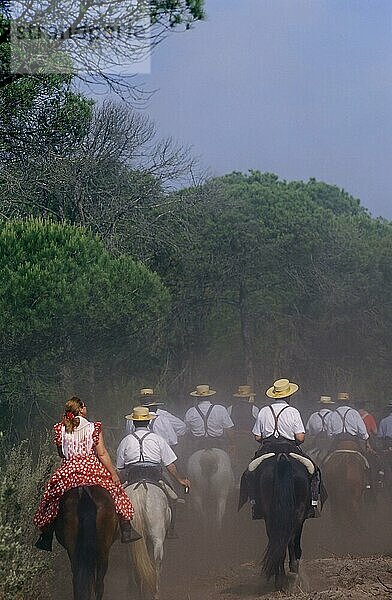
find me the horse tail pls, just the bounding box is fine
[129,486,156,595]
[74,488,97,600]
[262,453,295,581]
[200,449,218,478]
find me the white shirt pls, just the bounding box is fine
[116,428,177,468]
[378,414,392,438]
[125,411,177,447]
[306,409,333,436]
[227,405,259,419]
[156,408,186,439]
[252,401,305,441]
[325,406,369,440]
[184,401,234,437]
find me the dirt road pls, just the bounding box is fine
[55,495,392,599]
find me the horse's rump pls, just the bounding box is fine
[126,481,171,596]
[260,454,310,584]
[56,485,117,600]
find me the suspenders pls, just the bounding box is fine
[131,431,152,462]
[317,411,329,432]
[194,404,215,437]
[268,404,290,437]
[335,408,352,433]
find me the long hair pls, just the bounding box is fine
[63,396,84,434]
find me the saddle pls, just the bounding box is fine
[324,449,370,470]
[248,452,315,475]
[124,464,178,502]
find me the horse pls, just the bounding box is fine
[55,485,118,600]
[125,481,171,600]
[250,453,310,591]
[187,448,234,530]
[323,446,369,539]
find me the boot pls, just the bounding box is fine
[250,499,264,520]
[35,525,54,551]
[119,520,142,543]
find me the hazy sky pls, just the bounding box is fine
[141,0,392,218]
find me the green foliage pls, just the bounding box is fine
[148,171,392,405]
[0,437,56,599]
[0,76,92,159]
[0,219,170,432]
[150,0,205,25]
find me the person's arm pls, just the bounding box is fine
[95,431,121,484]
[166,462,190,488]
[294,411,306,445]
[57,445,65,459]
[294,432,305,445]
[252,412,263,443]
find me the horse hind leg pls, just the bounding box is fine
[153,539,164,600]
[216,495,228,529]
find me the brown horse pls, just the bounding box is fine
[323,443,369,546]
[55,486,118,600]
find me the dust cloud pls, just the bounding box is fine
[54,487,392,599]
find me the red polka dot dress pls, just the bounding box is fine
[34,420,134,529]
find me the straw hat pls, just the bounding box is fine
[190,384,216,397]
[233,385,256,401]
[125,406,157,421]
[266,378,299,399]
[139,388,159,398]
[337,392,349,402]
[319,396,335,405]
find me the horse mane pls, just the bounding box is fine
[128,484,158,595]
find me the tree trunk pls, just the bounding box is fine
[239,282,255,388]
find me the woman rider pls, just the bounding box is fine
[34,396,141,550]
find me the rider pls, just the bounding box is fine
[34,396,141,551]
[117,406,190,538]
[227,385,259,484]
[325,392,371,451]
[184,384,235,454]
[125,389,178,447]
[305,395,335,461]
[248,378,323,518]
[378,402,392,447]
[326,392,375,492]
[354,399,378,437]
[227,385,259,430]
[377,403,392,487]
[140,388,187,447]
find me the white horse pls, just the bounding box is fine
[187,448,234,529]
[125,482,171,600]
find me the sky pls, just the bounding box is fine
[139,0,392,219]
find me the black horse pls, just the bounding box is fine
[55,486,118,600]
[242,453,310,590]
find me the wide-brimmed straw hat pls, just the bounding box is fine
[337,392,349,402]
[233,385,256,400]
[319,396,335,405]
[266,378,299,399]
[139,388,159,398]
[190,384,216,397]
[125,406,157,421]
